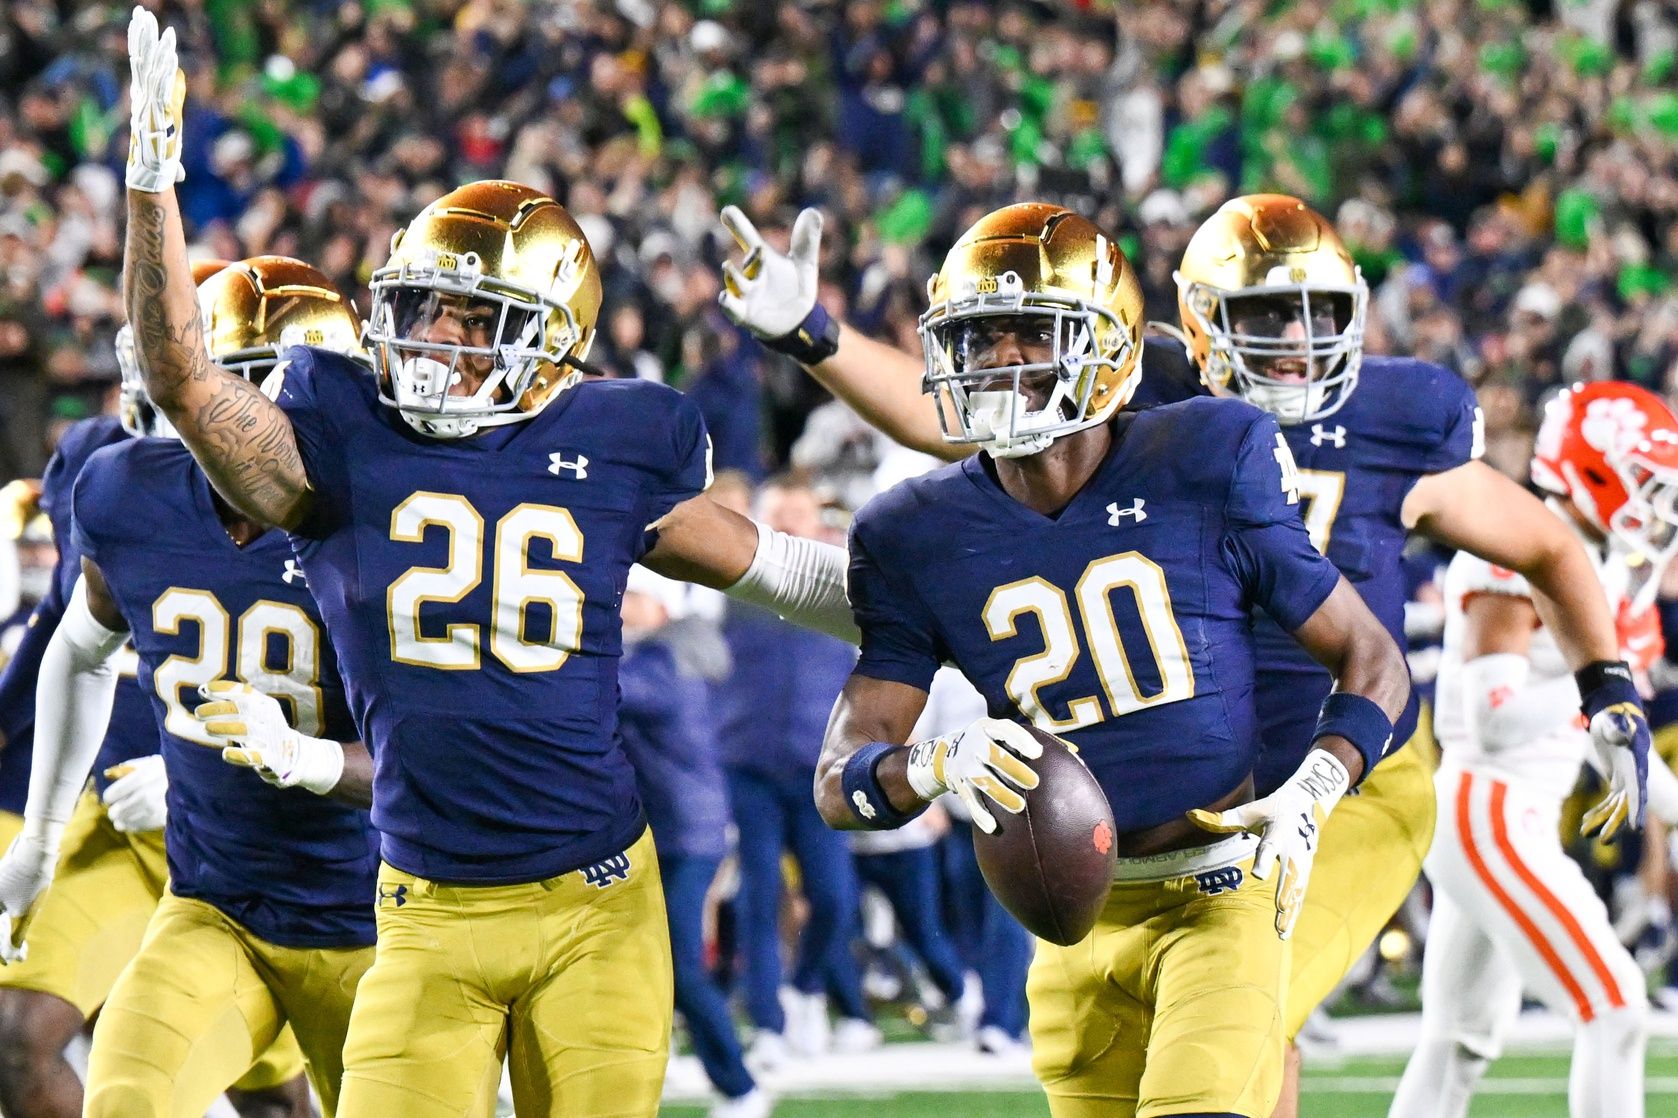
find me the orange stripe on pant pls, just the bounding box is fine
[1454,771,1596,1022]
[1486,780,1626,1012]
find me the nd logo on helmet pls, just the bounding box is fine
[975,276,1000,294]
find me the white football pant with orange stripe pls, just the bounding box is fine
[1388,764,1647,1118]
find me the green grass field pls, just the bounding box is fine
[661,1044,1678,1117]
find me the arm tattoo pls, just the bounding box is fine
[124,193,310,529]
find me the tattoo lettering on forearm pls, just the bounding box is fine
[125,197,216,396]
[124,191,310,529]
[193,378,309,527]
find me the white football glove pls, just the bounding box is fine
[0,831,60,964]
[1188,749,1350,940]
[718,205,823,340]
[194,681,344,795]
[126,6,186,193]
[905,717,1042,835]
[101,754,169,833]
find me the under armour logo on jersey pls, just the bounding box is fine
[1194,866,1244,895]
[851,789,878,820]
[582,853,631,889]
[281,559,308,587]
[548,453,589,479]
[378,884,408,908]
[1106,499,1146,525]
[1309,424,1347,448]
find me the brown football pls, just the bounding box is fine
[972,723,1117,946]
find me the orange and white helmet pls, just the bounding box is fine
[1531,382,1678,577]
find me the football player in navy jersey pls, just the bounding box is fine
[718,194,1646,1115]
[0,262,315,1118]
[810,201,1410,1117]
[0,255,377,1118]
[120,12,856,1116]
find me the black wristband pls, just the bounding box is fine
[765,302,841,366]
[1575,659,1636,716]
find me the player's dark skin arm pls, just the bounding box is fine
[814,674,1255,855]
[124,185,313,531]
[1284,576,1414,785]
[328,747,373,809]
[640,494,763,587]
[80,558,129,634]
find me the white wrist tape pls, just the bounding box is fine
[1462,653,1583,753]
[727,521,858,644]
[293,734,346,796]
[27,577,128,843]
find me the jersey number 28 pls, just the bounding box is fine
[152,589,324,745]
[387,492,583,673]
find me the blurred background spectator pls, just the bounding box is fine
[1,0,1673,487]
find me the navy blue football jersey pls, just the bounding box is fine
[1132,339,1481,793]
[274,347,712,884]
[849,396,1342,832]
[72,438,377,948]
[0,417,157,798]
[0,605,34,814]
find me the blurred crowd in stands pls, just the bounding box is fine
[3,0,1678,1087]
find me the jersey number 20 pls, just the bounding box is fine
[387,492,583,673]
[985,552,1194,732]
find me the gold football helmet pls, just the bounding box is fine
[365,180,603,439]
[117,258,230,437]
[1176,194,1367,424]
[919,203,1143,458]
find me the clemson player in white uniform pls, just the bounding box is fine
[1390,381,1678,1118]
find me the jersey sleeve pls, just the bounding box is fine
[1419,364,1484,473]
[1222,411,1341,631]
[270,349,347,539]
[67,447,120,569]
[638,392,713,557]
[0,599,56,738]
[652,394,714,515]
[847,515,943,692]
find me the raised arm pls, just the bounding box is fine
[1406,460,1618,670]
[716,205,965,461]
[123,9,311,530]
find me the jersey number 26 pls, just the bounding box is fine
[387,492,584,673]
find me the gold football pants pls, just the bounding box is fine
[1029,834,1286,1118]
[83,890,371,1118]
[338,826,674,1118]
[1284,736,1435,1037]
